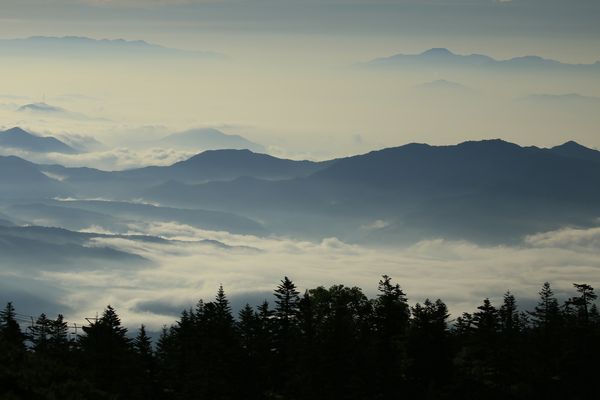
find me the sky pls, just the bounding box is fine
[0,0,599,163]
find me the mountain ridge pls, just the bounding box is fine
[160,128,265,153]
[3,137,600,244]
[0,36,223,59]
[364,48,600,70]
[0,127,77,154]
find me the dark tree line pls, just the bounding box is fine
[1,277,599,399]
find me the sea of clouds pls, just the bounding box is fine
[2,221,599,331]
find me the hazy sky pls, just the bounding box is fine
[1,0,599,162]
[2,0,600,59]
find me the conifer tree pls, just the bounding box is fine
[215,284,235,326]
[567,283,597,324]
[409,299,450,391]
[529,282,561,332]
[374,275,409,337]
[473,298,499,336]
[134,324,153,358]
[49,314,70,352]
[499,291,523,335]
[274,276,300,331]
[238,303,258,351]
[0,302,25,350]
[373,276,410,397]
[80,305,133,396]
[454,312,474,336]
[29,313,52,353]
[132,324,156,398]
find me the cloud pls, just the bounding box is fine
[525,227,600,251]
[361,219,391,231]
[56,133,105,152]
[0,146,195,170]
[3,221,600,331]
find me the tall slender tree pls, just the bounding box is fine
[529,282,561,332]
[567,283,597,324]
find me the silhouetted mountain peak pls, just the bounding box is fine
[161,128,265,152]
[2,126,31,136]
[175,148,300,169]
[0,127,77,154]
[364,49,598,70]
[181,148,258,163]
[557,140,586,149]
[18,102,64,113]
[421,48,454,56]
[550,140,600,163]
[460,138,519,148]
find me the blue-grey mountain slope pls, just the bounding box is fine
[0,225,146,268]
[35,199,266,236]
[144,140,600,244]
[549,141,600,164]
[0,127,77,154]
[363,48,600,72]
[0,224,255,269]
[5,139,600,245]
[0,154,69,199]
[40,149,331,194]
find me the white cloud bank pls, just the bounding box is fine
[2,222,599,330]
[0,146,195,170]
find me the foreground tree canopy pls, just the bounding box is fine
[1,277,599,399]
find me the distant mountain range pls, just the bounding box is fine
[2,138,600,245]
[0,127,77,154]
[363,48,600,72]
[160,128,265,153]
[37,148,330,191]
[141,139,600,244]
[0,36,223,60]
[517,93,600,107]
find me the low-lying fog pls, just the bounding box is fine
[2,221,599,330]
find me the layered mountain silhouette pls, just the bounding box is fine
[2,139,600,244]
[0,225,146,267]
[0,127,77,154]
[18,102,64,113]
[363,48,600,72]
[142,140,600,244]
[8,199,266,236]
[0,155,55,184]
[16,102,104,122]
[41,148,331,191]
[549,140,600,164]
[159,128,265,153]
[0,36,223,59]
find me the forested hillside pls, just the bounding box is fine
[1,277,598,399]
